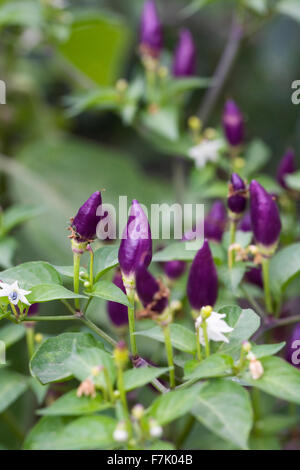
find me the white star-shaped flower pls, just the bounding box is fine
[195,311,233,345]
[188,139,223,168]
[0,281,31,306]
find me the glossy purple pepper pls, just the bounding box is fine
[164,260,186,280]
[107,270,128,327]
[118,199,152,277]
[238,212,252,232]
[222,100,244,147]
[72,191,102,241]
[136,263,168,314]
[276,148,296,189]
[187,239,218,310]
[249,180,281,252]
[140,0,163,58]
[204,201,227,242]
[172,29,196,77]
[228,173,247,215]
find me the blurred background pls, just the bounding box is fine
[0,0,299,449]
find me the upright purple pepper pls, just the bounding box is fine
[72,191,102,241]
[249,180,281,253]
[187,239,218,310]
[222,100,244,147]
[286,323,300,369]
[238,212,252,232]
[228,173,247,216]
[118,199,152,278]
[204,201,227,242]
[140,0,163,58]
[172,29,196,77]
[136,263,168,314]
[164,260,186,280]
[276,148,296,189]
[107,270,128,327]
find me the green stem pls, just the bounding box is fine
[103,367,115,403]
[117,365,132,436]
[175,415,195,449]
[127,288,137,356]
[195,326,202,362]
[262,257,272,313]
[163,324,175,389]
[240,285,265,318]
[228,219,236,269]
[202,320,210,357]
[61,299,76,315]
[24,315,79,322]
[73,251,81,310]
[26,327,35,360]
[10,303,19,319]
[88,246,94,288]
[80,317,117,348]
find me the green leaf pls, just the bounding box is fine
[219,264,246,293]
[59,11,131,87]
[89,280,130,306]
[23,415,117,450]
[270,242,300,293]
[0,1,42,27]
[192,379,253,449]
[141,105,180,141]
[0,237,17,268]
[164,77,210,97]
[135,324,196,354]
[92,245,119,282]
[0,323,25,348]
[276,0,300,22]
[242,356,300,404]
[27,284,87,303]
[37,389,111,416]
[255,413,300,435]
[148,384,203,425]
[2,204,42,234]
[123,367,169,392]
[184,354,234,380]
[66,88,119,116]
[244,0,268,14]
[0,261,62,290]
[30,333,104,384]
[251,342,285,359]
[0,369,28,413]
[242,139,271,177]
[217,306,260,357]
[147,441,175,450]
[52,265,87,279]
[285,170,300,191]
[66,346,116,390]
[29,378,49,405]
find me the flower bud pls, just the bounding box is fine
[187,239,218,310]
[113,341,129,368]
[286,323,300,369]
[71,191,102,241]
[249,180,281,254]
[222,100,244,147]
[248,356,264,380]
[136,263,168,314]
[204,201,227,242]
[107,270,128,327]
[164,260,186,280]
[118,199,152,278]
[242,341,251,353]
[149,419,163,438]
[140,0,163,58]
[131,404,144,420]
[113,422,129,443]
[276,148,296,189]
[172,29,196,77]
[228,173,247,216]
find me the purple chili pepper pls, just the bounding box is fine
[107,270,128,327]
[286,323,300,369]
[140,0,163,58]
[245,266,263,289]
[238,212,252,232]
[164,260,186,280]
[204,201,227,242]
[276,148,296,189]
[172,29,196,77]
[187,239,218,310]
[136,263,168,314]
[228,173,247,215]
[118,199,152,278]
[222,100,244,147]
[72,191,102,241]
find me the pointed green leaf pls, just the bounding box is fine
[0,369,28,412]
[88,280,131,306]
[123,367,169,391]
[37,389,111,416]
[27,284,87,303]
[0,261,62,289]
[135,324,196,354]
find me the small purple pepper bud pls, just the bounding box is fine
[204,201,227,242]
[172,29,196,77]
[72,191,102,241]
[118,199,152,278]
[245,266,263,289]
[228,173,247,217]
[107,270,128,327]
[286,323,300,369]
[136,263,168,314]
[187,239,218,310]
[249,180,281,254]
[222,100,244,147]
[164,260,186,280]
[276,148,296,189]
[140,0,163,58]
[238,212,252,232]
[24,303,39,328]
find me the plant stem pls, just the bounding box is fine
[117,365,132,436]
[262,257,272,313]
[24,315,80,322]
[80,317,117,348]
[202,321,210,357]
[73,251,81,311]
[240,286,265,318]
[228,219,236,269]
[26,327,35,360]
[103,367,115,403]
[88,246,94,288]
[175,415,195,449]
[195,326,202,361]
[10,303,19,319]
[162,324,175,389]
[127,288,137,356]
